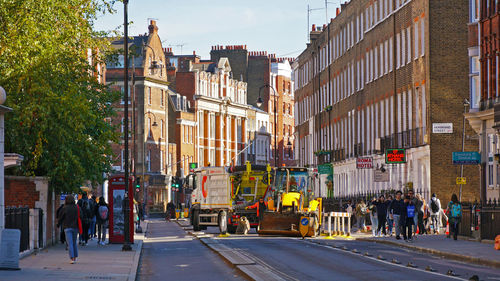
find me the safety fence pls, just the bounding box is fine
[4,207,44,252]
[323,212,352,237]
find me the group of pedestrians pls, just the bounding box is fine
[352,191,462,242]
[56,192,110,264]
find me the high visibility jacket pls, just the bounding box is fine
[248,201,268,217]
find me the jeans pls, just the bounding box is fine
[377,214,387,235]
[370,215,378,236]
[356,215,365,230]
[393,214,401,237]
[97,222,107,242]
[90,216,97,237]
[450,219,460,240]
[387,216,394,234]
[64,228,78,259]
[413,215,418,234]
[417,211,426,234]
[79,223,89,244]
[403,218,413,240]
[430,214,439,233]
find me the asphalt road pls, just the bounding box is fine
[199,225,500,281]
[136,220,245,281]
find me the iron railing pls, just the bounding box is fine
[5,207,30,252]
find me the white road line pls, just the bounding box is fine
[304,240,467,281]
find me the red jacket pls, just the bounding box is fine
[248,201,268,217]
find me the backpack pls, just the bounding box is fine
[451,203,462,218]
[430,200,439,213]
[407,205,415,218]
[98,205,109,220]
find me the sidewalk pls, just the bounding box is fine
[1,221,147,281]
[350,231,500,268]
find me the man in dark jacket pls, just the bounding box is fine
[389,191,405,240]
[373,195,389,236]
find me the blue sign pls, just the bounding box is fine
[60,194,67,201]
[300,218,309,226]
[452,152,480,165]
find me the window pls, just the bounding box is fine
[161,90,164,106]
[147,150,151,172]
[470,56,480,109]
[384,40,389,74]
[374,46,378,78]
[406,27,411,63]
[380,42,384,76]
[148,87,152,105]
[160,150,164,172]
[396,33,401,68]
[414,21,419,59]
[148,117,152,137]
[210,114,216,139]
[470,0,479,22]
[420,18,425,56]
[389,37,393,72]
[161,120,164,138]
[401,29,406,66]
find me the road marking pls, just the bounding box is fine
[304,240,467,281]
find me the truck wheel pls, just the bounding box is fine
[193,209,201,231]
[218,210,228,234]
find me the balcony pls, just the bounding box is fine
[380,127,427,152]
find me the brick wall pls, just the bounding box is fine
[5,177,39,208]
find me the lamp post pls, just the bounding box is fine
[256,84,278,167]
[122,0,131,251]
[459,98,470,201]
[142,111,158,215]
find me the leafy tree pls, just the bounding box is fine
[0,0,121,192]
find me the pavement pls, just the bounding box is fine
[1,221,147,281]
[345,231,500,268]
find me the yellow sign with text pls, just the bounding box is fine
[456,177,466,185]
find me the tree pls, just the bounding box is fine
[0,0,121,192]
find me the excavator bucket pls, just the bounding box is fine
[257,212,302,236]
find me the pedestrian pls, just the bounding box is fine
[56,202,67,248]
[355,200,367,232]
[429,193,442,234]
[96,196,109,245]
[446,194,462,240]
[403,195,416,242]
[77,192,92,246]
[59,195,82,264]
[374,195,389,236]
[416,194,427,235]
[386,195,394,236]
[368,197,378,237]
[89,195,98,239]
[166,201,175,221]
[408,190,420,236]
[389,190,405,240]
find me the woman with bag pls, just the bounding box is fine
[446,194,462,240]
[59,195,82,264]
[96,197,109,245]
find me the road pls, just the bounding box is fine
[137,219,245,281]
[140,221,500,281]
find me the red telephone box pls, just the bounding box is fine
[108,174,134,244]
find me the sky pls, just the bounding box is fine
[93,0,342,60]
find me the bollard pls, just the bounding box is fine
[347,214,351,236]
[341,213,345,236]
[336,213,341,235]
[328,212,332,237]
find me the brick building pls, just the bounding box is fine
[294,0,479,202]
[107,20,171,213]
[465,0,500,202]
[210,46,295,166]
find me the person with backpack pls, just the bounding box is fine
[96,196,109,245]
[429,193,441,234]
[403,195,416,242]
[77,192,92,246]
[446,194,462,240]
[389,191,405,240]
[355,200,367,232]
[89,195,98,239]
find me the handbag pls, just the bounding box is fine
[77,205,83,235]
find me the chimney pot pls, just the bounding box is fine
[312,24,316,31]
[193,50,196,55]
[336,8,340,16]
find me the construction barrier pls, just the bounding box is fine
[323,212,351,237]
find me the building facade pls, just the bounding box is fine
[246,107,271,166]
[107,20,171,213]
[294,0,479,203]
[465,0,500,202]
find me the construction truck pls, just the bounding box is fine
[187,162,272,234]
[258,166,322,237]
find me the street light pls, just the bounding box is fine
[142,44,161,72]
[256,84,278,167]
[459,98,470,201]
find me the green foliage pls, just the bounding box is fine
[0,0,121,192]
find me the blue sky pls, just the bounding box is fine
[94,0,342,59]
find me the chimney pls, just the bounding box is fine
[312,24,316,31]
[336,8,340,16]
[193,50,196,56]
[148,20,158,34]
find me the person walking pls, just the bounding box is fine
[402,195,416,242]
[429,193,442,234]
[59,195,82,264]
[355,200,367,232]
[56,202,67,249]
[89,195,98,239]
[368,197,378,237]
[408,190,420,236]
[446,194,462,240]
[96,197,109,245]
[389,191,405,240]
[374,195,389,236]
[386,195,394,236]
[416,194,427,235]
[77,192,92,246]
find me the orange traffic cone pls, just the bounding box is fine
[445,220,450,236]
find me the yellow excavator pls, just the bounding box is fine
[258,167,322,237]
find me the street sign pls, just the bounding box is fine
[432,123,453,133]
[356,157,373,169]
[456,177,466,185]
[385,149,406,164]
[374,170,390,182]
[452,152,480,165]
[318,163,333,175]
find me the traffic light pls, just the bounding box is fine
[135,177,141,192]
[172,177,179,189]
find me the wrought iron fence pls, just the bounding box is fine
[5,207,30,252]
